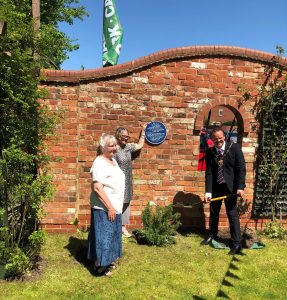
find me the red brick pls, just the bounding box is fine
[40,48,287,232]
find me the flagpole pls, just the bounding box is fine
[32,0,40,33]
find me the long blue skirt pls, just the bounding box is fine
[87,209,122,267]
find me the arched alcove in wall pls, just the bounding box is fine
[194,99,253,140]
[194,99,254,171]
[207,104,244,145]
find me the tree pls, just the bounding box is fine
[0,0,88,278]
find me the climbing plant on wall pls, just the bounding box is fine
[254,82,287,219]
[239,46,287,220]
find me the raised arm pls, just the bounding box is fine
[134,123,147,151]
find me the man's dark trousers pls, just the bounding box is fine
[209,183,241,246]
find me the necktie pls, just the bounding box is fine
[217,149,224,184]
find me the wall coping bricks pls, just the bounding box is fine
[41,46,287,83]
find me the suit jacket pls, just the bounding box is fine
[205,142,246,194]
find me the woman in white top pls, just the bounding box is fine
[87,134,125,276]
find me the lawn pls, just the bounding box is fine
[0,233,286,300]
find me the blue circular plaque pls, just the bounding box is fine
[145,121,167,145]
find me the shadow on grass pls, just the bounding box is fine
[176,226,206,238]
[65,236,100,276]
[215,253,246,299]
[216,290,231,299]
[176,227,233,250]
[191,252,246,299]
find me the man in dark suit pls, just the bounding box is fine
[201,127,246,255]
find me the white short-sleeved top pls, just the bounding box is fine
[90,156,125,213]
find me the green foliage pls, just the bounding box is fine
[256,83,287,219]
[0,0,88,69]
[0,0,88,278]
[1,228,45,279]
[26,230,46,261]
[4,247,31,278]
[238,47,287,219]
[133,204,181,246]
[0,208,9,265]
[264,220,286,239]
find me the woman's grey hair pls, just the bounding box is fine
[97,133,117,155]
[115,127,129,140]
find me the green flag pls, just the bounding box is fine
[102,0,123,66]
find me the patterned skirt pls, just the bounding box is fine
[87,209,122,267]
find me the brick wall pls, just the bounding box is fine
[40,46,287,232]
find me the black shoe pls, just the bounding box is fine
[228,245,242,255]
[200,236,213,245]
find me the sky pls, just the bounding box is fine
[59,0,287,70]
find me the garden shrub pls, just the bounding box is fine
[4,247,31,279]
[26,230,46,261]
[264,220,286,239]
[133,203,181,246]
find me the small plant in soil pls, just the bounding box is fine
[133,203,181,246]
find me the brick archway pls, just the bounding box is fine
[194,98,253,135]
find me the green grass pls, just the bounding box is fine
[0,233,286,299]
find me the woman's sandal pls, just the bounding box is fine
[108,263,117,270]
[96,266,113,277]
